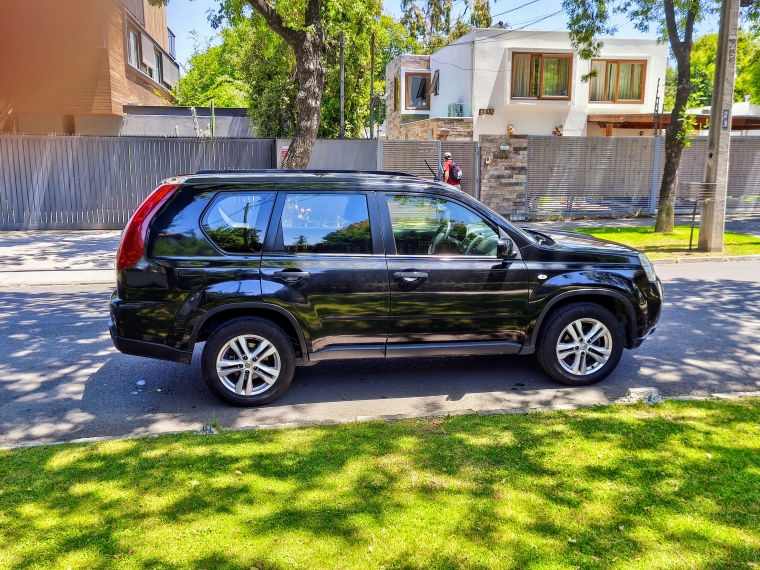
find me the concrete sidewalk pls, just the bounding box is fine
[0,230,119,286]
[1,213,759,287]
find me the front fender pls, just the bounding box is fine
[525,269,645,349]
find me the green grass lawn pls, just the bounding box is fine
[1,401,759,569]
[569,225,760,259]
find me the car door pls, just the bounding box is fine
[380,192,529,347]
[260,190,389,358]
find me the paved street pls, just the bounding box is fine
[1,260,759,447]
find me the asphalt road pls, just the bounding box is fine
[1,261,759,447]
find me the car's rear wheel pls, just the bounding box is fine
[201,317,295,406]
[536,302,624,386]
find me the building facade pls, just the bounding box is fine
[0,0,180,135]
[385,29,668,141]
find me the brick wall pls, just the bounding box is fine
[479,135,528,219]
[385,55,430,140]
[399,117,473,141]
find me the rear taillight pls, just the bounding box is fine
[116,183,180,271]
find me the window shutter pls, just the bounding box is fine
[141,33,154,68]
[162,53,172,85]
[164,56,179,88]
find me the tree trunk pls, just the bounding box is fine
[281,35,325,169]
[655,2,694,233]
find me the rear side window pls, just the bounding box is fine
[203,192,275,254]
[279,193,372,254]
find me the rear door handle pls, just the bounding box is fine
[393,271,429,281]
[274,270,311,281]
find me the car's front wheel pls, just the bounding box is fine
[201,317,295,406]
[536,302,624,386]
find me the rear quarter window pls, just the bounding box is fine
[203,192,275,254]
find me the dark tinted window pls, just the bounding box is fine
[202,192,275,254]
[280,194,372,254]
[150,190,218,257]
[386,195,498,256]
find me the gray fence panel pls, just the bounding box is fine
[0,135,275,230]
[380,141,442,181]
[526,136,657,215]
[442,141,479,199]
[527,135,760,216]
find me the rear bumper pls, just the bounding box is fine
[109,321,193,365]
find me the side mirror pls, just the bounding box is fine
[497,238,515,260]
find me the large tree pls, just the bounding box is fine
[562,0,724,233]
[153,0,380,168]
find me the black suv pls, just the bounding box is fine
[109,170,663,406]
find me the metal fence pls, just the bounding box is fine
[0,135,275,230]
[380,140,480,199]
[526,135,760,215]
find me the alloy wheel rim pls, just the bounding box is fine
[555,318,612,376]
[216,335,281,396]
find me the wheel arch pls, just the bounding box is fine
[528,289,638,350]
[189,303,308,359]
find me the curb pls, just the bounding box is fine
[653,254,760,265]
[2,390,759,451]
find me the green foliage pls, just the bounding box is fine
[469,0,492,29]
[175,26,250,107]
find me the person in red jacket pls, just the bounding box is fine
[442,152,461,186]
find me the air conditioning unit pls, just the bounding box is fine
[448,103,464,117]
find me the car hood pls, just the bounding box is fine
[523,228,639,255]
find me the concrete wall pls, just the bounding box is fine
[120,106,255,137]
[276,139,381,170]
[430,42,472,120]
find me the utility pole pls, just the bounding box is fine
[369,32,375,140]
[340,31,345,139]
[699,0,741,252]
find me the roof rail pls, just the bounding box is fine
[193,168,421,178]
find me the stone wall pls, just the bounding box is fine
[479,135,528,219]
[385,55,430,140]
[399,117,474,141]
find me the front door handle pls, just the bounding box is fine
[274,269,311,282]
[393,270,429,282]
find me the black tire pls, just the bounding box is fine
[201,317,295,407]
[536,302,625,386]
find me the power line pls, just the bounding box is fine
[491,0,541,19]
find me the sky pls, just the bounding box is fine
[167,0,723,69]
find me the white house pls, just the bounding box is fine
[385,29,669,140]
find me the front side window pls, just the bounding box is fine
[203,192,275,254]
[386,195,499,256]
[512,53,572,100]
[590,60,646,103]
[405,73,430,110]
[280,194,372,254]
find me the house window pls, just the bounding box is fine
[512,53,572,100]
[405,73,430,110]
[589,60,646,103]
[394,77,399,111]
[154,50,163,84]
[431,70,440,96]
[127,27,140,68]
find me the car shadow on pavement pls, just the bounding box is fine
[1,274,760,445]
